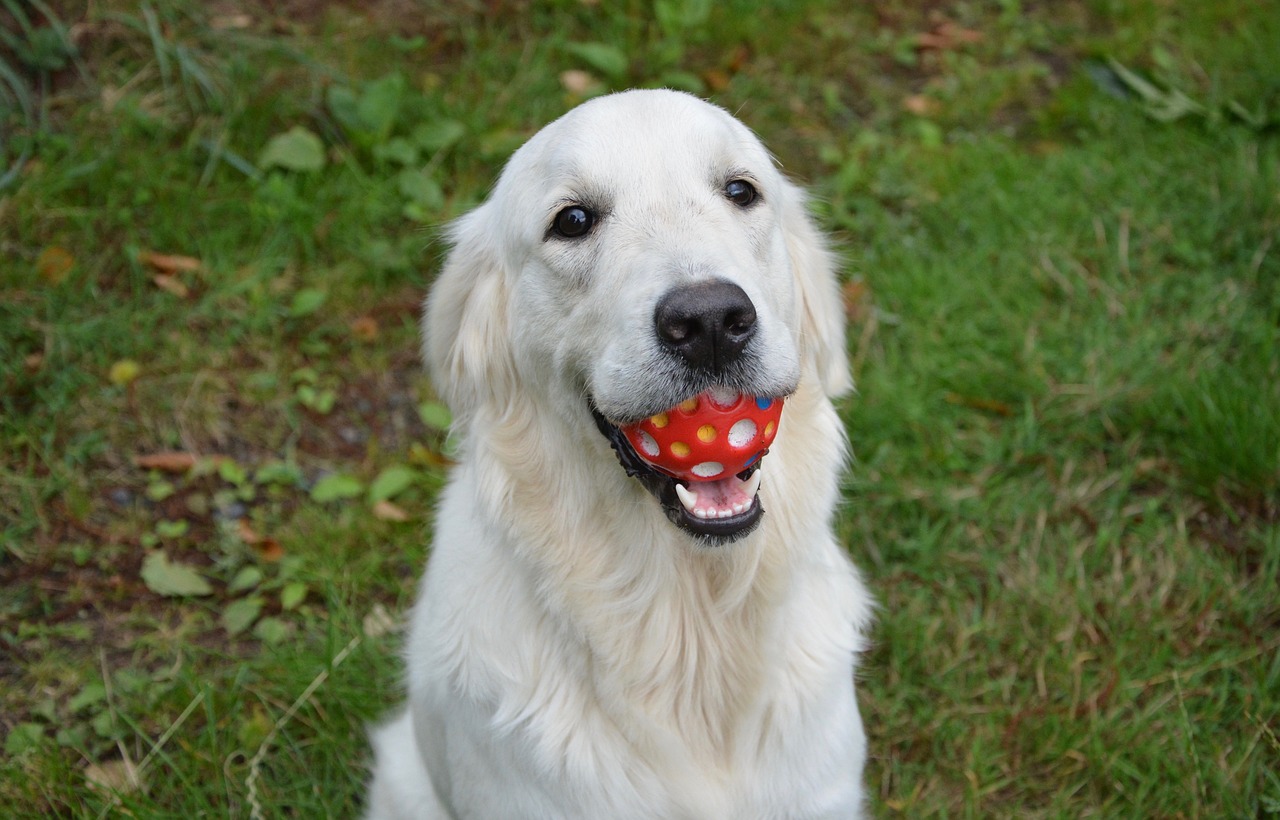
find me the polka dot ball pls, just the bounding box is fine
[621,392,783,482]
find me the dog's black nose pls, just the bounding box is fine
[654,280,757,372]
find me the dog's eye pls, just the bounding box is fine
[725,179,758,208]
[552,206,595,238]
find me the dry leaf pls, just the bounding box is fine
[210,13,252,29]
[85,758,142,794]
[559,70,597,96]
[350,316,380,342]
[903,95,939,116]
[36,246,75,284]
[254,538,285,563]
[134,451,199,473]
[842,278,873,323]
[152,273,190,298]
[940,22,983,44]
[23,352,44,373]
[237,518,263,545]
[363,603,398,638]
[139,251,202,274]
[372,499,410,522]
[944,392,1014,417]
[916,21,983,51]
[702,68,732,92]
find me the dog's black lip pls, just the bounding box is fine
[589,401,764,545]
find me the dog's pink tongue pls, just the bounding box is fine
[674,471,761,520]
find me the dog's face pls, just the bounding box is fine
[426,90,850,544]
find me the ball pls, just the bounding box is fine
[621,392,783,482]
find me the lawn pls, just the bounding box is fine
[2,0,1277,816]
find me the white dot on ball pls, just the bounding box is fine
[638,431,660,457]
[728,419,757,447]
[692,461,724,478]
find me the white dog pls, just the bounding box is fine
[366,89,874,819]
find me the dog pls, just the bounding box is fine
[365,89,874,819]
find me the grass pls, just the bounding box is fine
[2,0,1278,816]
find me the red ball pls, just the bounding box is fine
[621,392,783,482]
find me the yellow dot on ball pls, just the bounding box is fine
[650,413,669,428]
[670,441,691,458]
[678,398,698,413]
[764,421,776,438]
[697,424,716,443]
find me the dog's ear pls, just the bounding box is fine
[423,205,519,420]
[780,182,854,397]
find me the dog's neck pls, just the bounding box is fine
[459,381,840,759]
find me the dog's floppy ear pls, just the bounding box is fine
[780,182,854,397]
[423,204,518,420]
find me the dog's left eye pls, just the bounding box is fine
[725,179,758,207]
[552,205,595,238]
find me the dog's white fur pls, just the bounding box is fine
[366,89,873,819]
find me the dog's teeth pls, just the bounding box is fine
[742,471,762,498]
[675,483,698,513]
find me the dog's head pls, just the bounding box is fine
[425,90,850,544]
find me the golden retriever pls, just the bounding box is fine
[366,89,873,819]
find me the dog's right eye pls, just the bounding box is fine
[552,206,594,239]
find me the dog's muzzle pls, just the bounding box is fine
[590,402,766,544]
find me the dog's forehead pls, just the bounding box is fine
[504,91,775,201]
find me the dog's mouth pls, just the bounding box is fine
[589,402,766,545]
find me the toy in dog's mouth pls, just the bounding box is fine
[590,389,783,543]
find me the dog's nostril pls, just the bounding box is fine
[724,307,756,338]
[659,316,700,345]
[654,280,757,372]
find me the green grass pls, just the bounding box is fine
[2,0,1278,816]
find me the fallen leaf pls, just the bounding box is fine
[941,22,983,44]
[23,352,43,373]
[363,603,398,638]
[944,392,1014,417]
[254,538,284,563]
[350,316,379,342]
[134,451,199,473]
[139,251,202,273]
[559,69,596,96]
[236,518,263,545]
[916,21,983,51]
[903,94,939,116]
[36,246,75,284]
[701,68,732,92]
[842,278,873,323]
[372,499,410,522]
[85,759,142,794]
[152,273,190,298]
[210,13,252,29]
